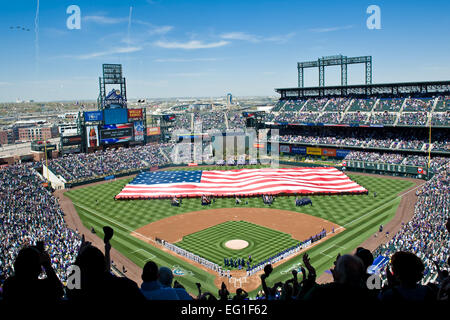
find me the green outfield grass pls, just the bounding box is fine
[65,165,416,297]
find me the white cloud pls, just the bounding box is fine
[76,46,142,60]
[148,25,174,35]
[264,32,296,43]
[220,32,260,42]
[154,40,229,49]
[154,57,220,62]
[309,25,353,33]
[220,31,296,43]
[83,15,128,25]
[168,72,209,77]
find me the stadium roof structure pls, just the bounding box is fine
[275,80,450,99]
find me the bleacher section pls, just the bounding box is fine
[283,99,306,111]
[434,96,449,111]
[397,112,428,126]
[403,98,434,112]
[227,112,246,129]
[347,99,376,112]
[340,112,369,125]
[369,112,397,125]
[267,95,447,127]
[302,98,328,111]
[374,98,404,111]
[323,98,350,112]
[194,111,227,131]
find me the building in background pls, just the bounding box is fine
[227,93,233,106]
[0,130,8,145]
[18,126,59,142]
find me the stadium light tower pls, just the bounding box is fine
[297,55,372,87]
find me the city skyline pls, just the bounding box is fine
[1,0,449,102]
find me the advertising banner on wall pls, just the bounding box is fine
[147,127,161,136]
[279,145,291,153]
[306,147,322,156]
[321,148,337,157]
[128,108,143,121]
[134,121,144,142]
[62,135,82,146]
[291,146,306,154]
[86,126,99,147]
[84,111,103,122]
[336,149,351,158]
[100,123,133,144]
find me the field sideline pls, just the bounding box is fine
[64,165,417,297]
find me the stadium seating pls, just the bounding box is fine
[431,112,450,126]
[194,111,227,131]
[434,96,450,112]
[302,98,328,111]
[316,112,341,124]
[368,112,397,125]
[227,112,246,129]
[172,113,192,132]
[323,98,350,112]
[340,112,369,124]
[283,99,306,111]
[0,163,81,286]
[274,112,318,124]
[373,165,449,287]
[374,98,404,112]
[397,112,428,126]
[347,99,376,112]
[402,98,434,112]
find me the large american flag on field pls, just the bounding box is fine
[115,167,367,199]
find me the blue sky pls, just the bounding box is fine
[0,0,449,102]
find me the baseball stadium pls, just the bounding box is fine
[0,1,449,308]
[2,59,448,303]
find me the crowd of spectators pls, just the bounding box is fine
[340,112,369,124]
[303,98,329,111]
[375,98,404,111]
[432,141,450,152]
[397,112,429,126]
[172,113,192,131]
[316,112,341,124]
[345,151,404,164]
[0,163,81,286]
[369,112,397,125]
[272,127,446,152]
[345,151,449,171]
[348,99,375,112]
[283,100,306,111]
[397,139,426,151]
[431,113,450,126]
[194,111,227,131]
[322,98,349,112]
[373,165,449,286]
[266,95,449,127]
[434,96,450,112]
[48,144,172,183]
[274,112,318,124]
[227,112,246,129]
[403,98,434,112]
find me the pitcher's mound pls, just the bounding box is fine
[225,239,249,250]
